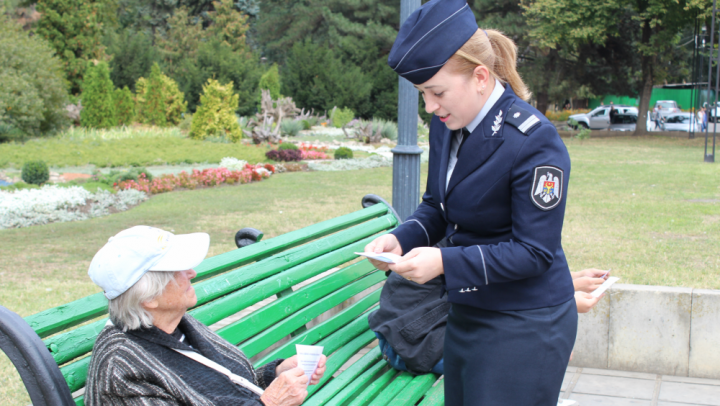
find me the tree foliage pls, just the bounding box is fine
[114,86,135,125]
[35,0,115,94]
[104,29,159,92]
[0,14,68,138]
[135,63,186,126]
[81,61,118,128]
[190,78,242,142]
[259,64,281,101]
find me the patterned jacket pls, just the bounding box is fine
[85,315,282,405]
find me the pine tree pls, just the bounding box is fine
[114,86,135,125]
[258,63,281,100]
[142,63,167,127]
[81,61,118,129]
[36,0,114,94]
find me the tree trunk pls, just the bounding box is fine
[634,19,654,136]
[537,91,550,117]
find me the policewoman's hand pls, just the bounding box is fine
[573,276,605,294]
[260,366,308,406]
[364,234,403,272]
[389,247,444,284]
[574,291,603,313]
[573,268,610,280]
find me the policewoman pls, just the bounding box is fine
[364,0,577,404]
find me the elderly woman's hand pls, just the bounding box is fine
[260,367,308,406]
[275,355,327,385]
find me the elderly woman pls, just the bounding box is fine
[85,226,326,406]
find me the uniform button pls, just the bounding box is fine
[454,224,458,230]
[440,203,444,211]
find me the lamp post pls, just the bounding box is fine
[706,0,717,163]
[392,0,423,220]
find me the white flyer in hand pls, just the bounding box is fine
[354,252,403,264]
[296,344,323,385]
[592,276,620,298]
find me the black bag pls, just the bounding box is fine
[368,271,449,374]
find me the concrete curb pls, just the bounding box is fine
[570,284,720,379]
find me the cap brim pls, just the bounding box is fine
[149,233,210,271]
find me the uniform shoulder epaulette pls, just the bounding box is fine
[505,104,542,135]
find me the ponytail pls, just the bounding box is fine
[446,29,532,101]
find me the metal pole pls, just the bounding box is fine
[707,0,717,162]
[392,0,423,220]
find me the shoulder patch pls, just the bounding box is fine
[531,166,563,210]
[506,105,542,135]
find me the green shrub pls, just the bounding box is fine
[81,61,118,129]
[280,119,303,137]
[93,167,153,185]
[0,123,25,143]
[331,107,355,128]
[278,142,298,151]
[0,14,68,137]
[190,79,243,142]
[259,63,281,101]
[21,160,50,185]
[135,64,187,126]
[138,63,167,126]
[334,147,353,160]
[114,86,136,126]
[105,29,158,92]
[179,113,193,133]
[372,118,398,140]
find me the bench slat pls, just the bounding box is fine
[346,367,398,406]
[390,373,439,405]
[322,358,388,406]
[60,355,90,393]
[366,371,414,406]
[307,329,377,398]
[238,273,384,358]
[417,379,445,406]
[25,203,393,338]
[216,260,376,344]
[190,214,395,322]
[253,298,380,368]
[304,346,382,406]
[190,222,390,326]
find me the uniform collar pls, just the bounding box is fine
[464,79,505,134]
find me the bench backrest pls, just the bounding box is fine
[4,198,423,405]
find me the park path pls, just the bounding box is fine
[561,366,720,405]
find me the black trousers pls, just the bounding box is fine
[444,298,577,406]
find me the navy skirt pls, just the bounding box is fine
[444,298,577,406]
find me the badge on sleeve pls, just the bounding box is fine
[531,166,563,210]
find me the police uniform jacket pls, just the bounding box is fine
[391,85,575,311]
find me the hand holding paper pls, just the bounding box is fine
[295,345,324,386]
[355,252,403,264]
[591,276,620,298]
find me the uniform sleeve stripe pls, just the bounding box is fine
[518,115,540,133]
[406,219,430,246]
[476,245,488,285]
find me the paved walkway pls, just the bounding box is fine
[561,366,720,405]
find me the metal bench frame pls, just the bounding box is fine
[0,195,444,406]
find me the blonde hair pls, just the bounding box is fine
[446,29,531,101]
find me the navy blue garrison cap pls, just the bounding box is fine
[388,0,478,85]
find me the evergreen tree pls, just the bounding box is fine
[104,29,158,92]
[114,86,135,125]
[190,78,242,142]
[81,61,118,129]
[142,63,167,126]
[258,64,281,100]
[36,0,115,94]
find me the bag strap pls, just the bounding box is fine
[172,348,265,396]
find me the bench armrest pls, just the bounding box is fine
[0,305,75,405]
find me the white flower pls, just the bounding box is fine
[219,157,248,171]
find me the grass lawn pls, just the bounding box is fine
[1,135,719,404]
[0,127,269,168]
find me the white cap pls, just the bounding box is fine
[88,226,210,300]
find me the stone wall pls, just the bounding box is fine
[570,284,720,379]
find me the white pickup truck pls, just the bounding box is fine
[568,105,638,129]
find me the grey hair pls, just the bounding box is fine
[108,271,177,331]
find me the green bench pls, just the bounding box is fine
[0,195,445,406]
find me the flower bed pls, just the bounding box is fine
[115,164,275,195]
[0,185,147,229]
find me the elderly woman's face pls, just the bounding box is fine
[154,269,198,313]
